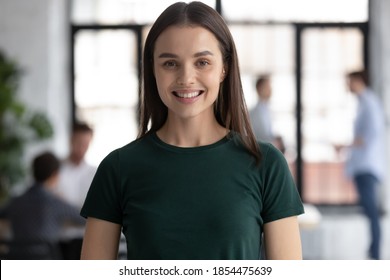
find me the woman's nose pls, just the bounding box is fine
[176,65,195,85]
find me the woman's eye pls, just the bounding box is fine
[163,61,177,68]
[197,60,210,67]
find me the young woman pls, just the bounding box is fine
[80,1,304,260]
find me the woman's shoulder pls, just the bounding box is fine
[257,141,288,168]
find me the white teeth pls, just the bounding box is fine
[175,91,201,98]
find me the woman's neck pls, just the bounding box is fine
[156,115,228,147]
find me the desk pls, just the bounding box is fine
[59,225,85,259]
[0,220,85,260]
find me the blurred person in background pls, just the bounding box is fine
[57,121,96,209]
[56,121,96,259]
[0,151,85,259]
[337,70,386,260]
[249,75,285,153]
[249,75,273,142]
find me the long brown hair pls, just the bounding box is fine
[139,1,261,163]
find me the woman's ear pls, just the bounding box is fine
[220,68,227,82]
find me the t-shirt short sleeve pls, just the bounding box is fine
[80,150,122,224]
[259,143,304,223]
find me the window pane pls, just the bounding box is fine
[301,27,363,204]
[223,0,368,22]
[74,29,139,166]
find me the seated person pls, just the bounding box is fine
[0,151,85,259]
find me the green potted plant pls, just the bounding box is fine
[0,50,54,203]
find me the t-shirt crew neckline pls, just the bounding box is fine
[150,131,232,153]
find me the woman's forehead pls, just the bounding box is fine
[154,25,221,56]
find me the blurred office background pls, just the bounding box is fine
[0,0,389,259]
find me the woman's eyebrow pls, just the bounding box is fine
[158,53,178,58]
[194,50,214,57]
[157,50,214,58]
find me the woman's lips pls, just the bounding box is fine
[172,90,204,98]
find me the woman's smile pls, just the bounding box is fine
[172,89,205,103]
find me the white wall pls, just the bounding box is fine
[0,0,71,178]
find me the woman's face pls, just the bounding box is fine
[153,25,225,121]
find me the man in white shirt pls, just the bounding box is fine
[344,70,386,260]
[57,122,96,209]
[249,75,274,143]
[249,75,285,153]
[57,121,96,259]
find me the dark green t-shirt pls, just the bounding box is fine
[81,132,304,259]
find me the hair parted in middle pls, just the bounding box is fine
[139,1,261,163]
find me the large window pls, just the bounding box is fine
[300,26,365,204]
[73,28,140,165]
